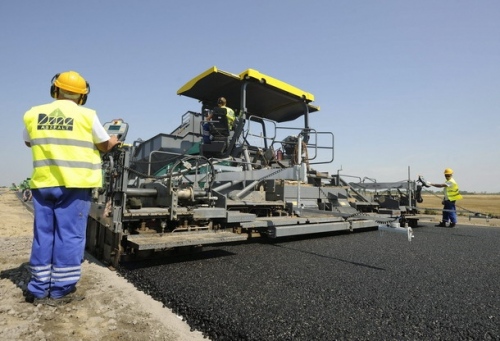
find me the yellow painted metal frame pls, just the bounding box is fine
[238,68,315,102]
[177,66,320,123]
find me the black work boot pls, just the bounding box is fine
[47,287,85,306]
[435,222,447,227]
[449,222,456,228]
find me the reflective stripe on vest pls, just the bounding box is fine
[31,137,95,149]
[24,101,102,189]
[33,159,102,169]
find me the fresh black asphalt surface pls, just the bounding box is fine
[119,222,500,341]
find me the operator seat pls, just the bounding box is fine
[208,107,230,140]
[201,107,230,158]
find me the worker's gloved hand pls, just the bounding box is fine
[418,175,431,188]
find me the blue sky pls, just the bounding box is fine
[1,1,499,192]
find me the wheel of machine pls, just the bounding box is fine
[86,217,99,255]
[22,189,32,202]
[86,217,122,268]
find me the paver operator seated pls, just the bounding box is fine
[202,97,235,144]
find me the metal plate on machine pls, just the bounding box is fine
[226,211,256,223]
[240,216,345,229]
[192,207,227,219]
[270,221,351,238]
[126,231,248,250]
[350,220,380,229]
[123,207,171,218]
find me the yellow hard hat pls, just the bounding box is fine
[444,168,453,175]
[51,71,89,95]
[50,71,90,105]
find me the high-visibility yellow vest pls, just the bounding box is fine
[223,106,236,130]
[23,100,103,189]
[445,178,463,201]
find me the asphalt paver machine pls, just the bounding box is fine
[86,66,385,267]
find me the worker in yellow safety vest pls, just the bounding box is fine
[425,168,463,228]
[22,71,119,305]
[203,97,235,143]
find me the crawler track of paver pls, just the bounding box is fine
[118,223,500,340]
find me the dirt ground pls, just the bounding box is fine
[0,189,207,341]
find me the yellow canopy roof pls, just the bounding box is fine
[177,66,319,123]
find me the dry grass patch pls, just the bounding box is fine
[420,194,500,217]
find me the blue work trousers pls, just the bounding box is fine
[442,200,457,224]
[28,187,90,299]
[202,122,211,143]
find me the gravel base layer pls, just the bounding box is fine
[118,223,500,341]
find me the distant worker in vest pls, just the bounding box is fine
[424,168,463,228]
[22,71,119,305]
[202,97,235,143]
